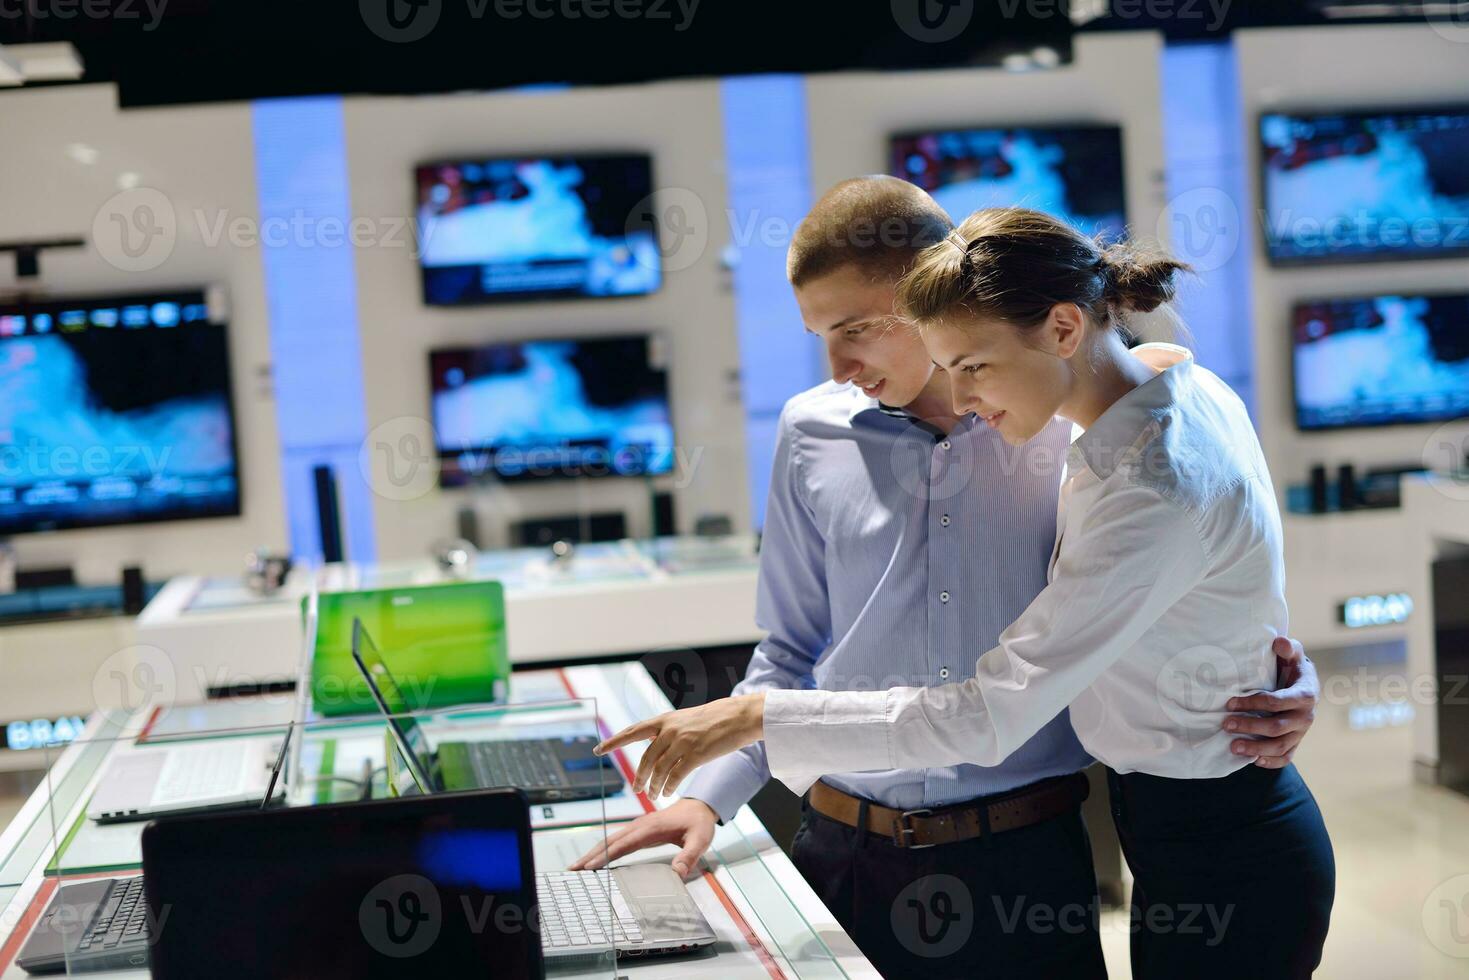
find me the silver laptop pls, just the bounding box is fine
[364,636,717,960]
[537,864,717,960]
[86,585,318,824]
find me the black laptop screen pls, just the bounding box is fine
[141,790,542,979]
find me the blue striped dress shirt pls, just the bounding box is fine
[683,380,1095,821]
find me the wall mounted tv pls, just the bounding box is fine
[429,334,674,483]
[1292,291,1469,430]
[0,290,241,535]
[1260,105,1469,265]
[415,154,661,305]
[891,124,1128,242]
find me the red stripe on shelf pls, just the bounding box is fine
[555,668,787,980]
[136,704,164,742]
[0,879,57,973]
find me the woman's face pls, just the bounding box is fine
[920,310,1077,446]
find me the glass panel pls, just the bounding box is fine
[707,812,851,979]
[0,712,123,888]
[635,533,761,575]
[43,718,288,977]
[34,699,618,978]
[602,663,852,978]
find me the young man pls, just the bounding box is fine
[574,176,1319,978]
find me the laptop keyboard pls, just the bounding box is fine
[76,877,148,952]
[153,742,248,806]
[470,741,568,790]
[537,871,642,949]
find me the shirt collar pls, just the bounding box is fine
[1068,343,1194,480]
[846,385,924,423]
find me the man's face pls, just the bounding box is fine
[795,266,935,408]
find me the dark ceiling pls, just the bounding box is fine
[0,0,1445,108]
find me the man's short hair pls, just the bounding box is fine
[786,175,954,288]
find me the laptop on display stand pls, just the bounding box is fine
[349,618,624,804]
[352,619,715,960]
[18,588,320,974]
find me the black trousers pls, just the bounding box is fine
[1107,763,1335,980]
[789,792,1108,980]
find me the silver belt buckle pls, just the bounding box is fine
[894,807,936,849]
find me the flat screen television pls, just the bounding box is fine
[1292,292,1469,430]
[0,290,241,534]
[415,153,661,305]
[1259,105,1469,265]
[890,124,1127,241]
[429,334,674,483]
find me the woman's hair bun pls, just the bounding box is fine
[1098,241,1192,314]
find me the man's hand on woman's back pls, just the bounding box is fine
[1221,635,1319,768]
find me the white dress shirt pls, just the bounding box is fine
[762,344,1284,787]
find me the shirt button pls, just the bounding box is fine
[940,515,951,527]
[940,440,952,451]
[939,667,950,679]
[939,591,950,604]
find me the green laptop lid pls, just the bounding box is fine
[310,581,509,717]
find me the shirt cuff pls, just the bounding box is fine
[762,688,894,795]
[680,748,768,824]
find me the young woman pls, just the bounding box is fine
[598,207,1336,978]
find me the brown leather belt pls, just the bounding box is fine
[807,771,1090,849]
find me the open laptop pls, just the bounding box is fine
[350,618,623,804]
[134,788,713,977]
[18,595,321,974]
[83,587,319,824]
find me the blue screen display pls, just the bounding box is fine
[1260,107,1469,264]
[416,154,661,305]
[416,829,523,891]
[0,292,240,535]
[891,125,1128,242]
[430,335,674,483]
[1293,293,1469,430]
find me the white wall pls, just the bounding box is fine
[1235,24,1469,647]
[339,81,751,559]
[0,84,287,583]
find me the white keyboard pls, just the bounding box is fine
[151,743,251,806]
[537,871,643,949]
